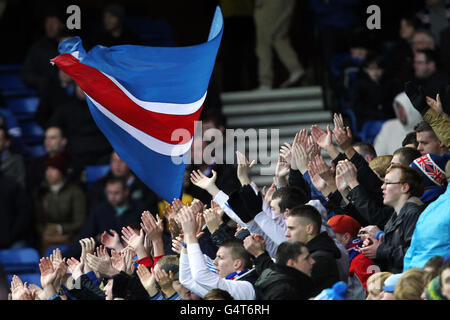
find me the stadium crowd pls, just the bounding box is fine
[0,0,450,301]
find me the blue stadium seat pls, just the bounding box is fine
[0,65,36,96]
[359,120,387,144]
[5,96,39,120]
[20,121,44,143]
[26,144,46,159]
[85,164,110,188]
[0,248,40,273]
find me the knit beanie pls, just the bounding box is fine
[46,151,71,176]
[314,281,347,300]
[425,276,447,300]
[410,154,449,188]
[327,215,361,238]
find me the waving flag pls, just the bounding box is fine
[51,7,223,202]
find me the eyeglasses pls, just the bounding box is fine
[382,181,404,186]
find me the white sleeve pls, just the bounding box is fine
[187,243,255,300]
[253,211,287,246]
[179,252,210,297]
[213,190,248,228]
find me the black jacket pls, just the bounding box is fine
[252,252,314,300]
[307,231,341,296]
[375,198,425,273]
[255,263,314,300]
[67,274,106,300]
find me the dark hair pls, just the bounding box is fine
[402,132,418,147]
[363,52,385,69]
[276,241,307,266]
[0,126,11,141]
[414,121,435,134]
[401,15,422,30]
[393,147,422,166]
[272,186,308,212]
[416,49,439,65]
[386,164,424,197]
[46,125,67,139]
[203,288,234,300]
[105,176,128,190]
[287,205,322,235]
[201,108,227,129]
[353,142,377,159]
[440,258,450,273]
[219,239,253,269]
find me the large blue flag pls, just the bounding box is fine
[52,7,223,202]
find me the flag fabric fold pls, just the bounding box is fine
[51,7,223,202]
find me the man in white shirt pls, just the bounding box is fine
[179,207,256,300]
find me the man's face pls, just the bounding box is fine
[289,246,315,276]
[45,16,63,40]
[390,153,404,166]
[106,182,128,207]
[269,197,283,216]
[396,103,407,125]
[442,268,450,300]
[412,33,435,52]
[381,168,405,207]
[335,232,349,247]
[44,127,66,155]
[414,52,434,79]
[213,246,239,278]
[104,12,121,32]
[364,63,383,83]
[416,131,443,155]
[45,166,64,185]
[285,216,309,243]
[110,152,130,178]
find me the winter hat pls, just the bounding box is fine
[425,275,447,300]
[46,152,71,176]
[314,281,347,300]
[410,153,449,188]
[327,215,361,238]
[382,273,403,293]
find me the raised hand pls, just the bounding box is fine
[294,129,309,149]
[154,267,175,297]
[10,275,34,300]
[67,257,84,280]
[121,226,145,256]
[171,235,185,255]
[243,234,266,258]
[79,237,96,273]
[136,264,158,297]
[190,169,219,196]
[426,93,450,121]
[279,142,293,168]
[189,198,206,215]
[313,155,336,187]
[335,161,350,195]
[291,142,309,174]
[211,200,224,219]
[86,246,119,277]
[335,159,359,189]
[179,206,198,244]
[306,135,321,161]
[275,154,290,187]
[140,211,164,242]
[172,198,186,214]
[101,229,124,252]
[311,125,332,150]
[308,159,330,196]
[236,151,256,186]
[332,125,353,153]
[203,208,222,234]
[333,113,345,129]
[122,248,136,275]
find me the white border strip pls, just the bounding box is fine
[101,71,206,115]
[87,94,193,157]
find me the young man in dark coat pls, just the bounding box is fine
[252,241,315,300]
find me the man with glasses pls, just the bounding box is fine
[358,164,425,273]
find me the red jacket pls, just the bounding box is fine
[137,255,165,267]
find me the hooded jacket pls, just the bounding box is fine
[403,184,450,270]
[307,231,341,296]
[254,263,314,300]
[374,91,423,156]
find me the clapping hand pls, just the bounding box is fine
[190,169,219,196]
[236,151,256,186]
